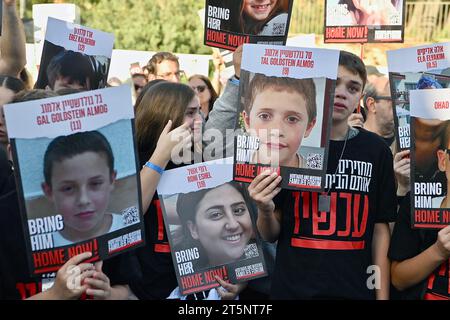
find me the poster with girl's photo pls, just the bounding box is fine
[324,0,405,43]
[3,85,144,275]
[34,17,114,90]
[233,44,338,191]
[387,43,450,153]
[157,158,267,296]
[204,0,294,51]
[410,88,450,229]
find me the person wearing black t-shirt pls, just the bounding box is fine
[249,51,396,299]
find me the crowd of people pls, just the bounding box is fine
[0,0,449,301]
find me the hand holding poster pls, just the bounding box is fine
[157,158,267,296]
[324,0,405,43]
[410,88,450,229]
[35,17,114,90]
[233,44,338,191]
[204,0,293,51]
[4,85,144,275]
[387,43,450,152]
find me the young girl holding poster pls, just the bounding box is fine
[1,91,134,300]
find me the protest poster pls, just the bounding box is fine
[410,88,450,229]
[387,43,450,151]
[204,0,294,51]
[157,158,267,296]
[233,44,338,191]
[35,17,113,90]
[4,85,144,275]
[324,0,405,43]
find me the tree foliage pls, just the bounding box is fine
[27,0,211,54]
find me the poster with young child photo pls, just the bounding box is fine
[157,158,267,297]
[233,44,338,191]
[4,85,144,275]
[410,88,450,229]
[204,0,294,51]
[34,17,114,91]
[387,42,450,152]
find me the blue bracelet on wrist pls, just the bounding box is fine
[230,76,240,86]
[144,161,164,175]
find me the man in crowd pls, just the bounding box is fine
[145,52,183,83]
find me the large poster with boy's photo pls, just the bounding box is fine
[34,17,113,91]
[410,88,450,229]
[233,44,337,191]
[204,0,294,51]
[324,0,405,43]
[387,43,450,152]
[4,85,144,275]
[157,158,267,297]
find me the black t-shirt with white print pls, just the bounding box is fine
[271,128,397,299]
[388,194,450,300]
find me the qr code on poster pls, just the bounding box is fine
[121,206,140,226]
[244,243,259,259]
[272,23,286,35]
[306,153,323,170]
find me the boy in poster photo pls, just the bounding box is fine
[41,131,129,246]
[242,73,317,168]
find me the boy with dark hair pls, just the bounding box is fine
[46,50,95,91]
[249,50,396,299]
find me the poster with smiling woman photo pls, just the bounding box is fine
[157,158,267,297]
[204,0,294,51]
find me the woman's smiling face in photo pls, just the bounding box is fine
[187,183,253,266]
